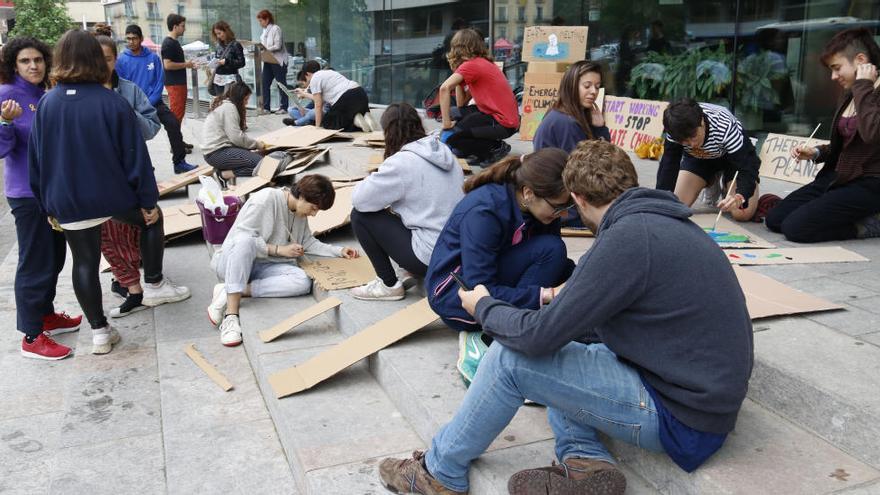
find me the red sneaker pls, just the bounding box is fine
[42,312,82,336]
[21,333,72,360]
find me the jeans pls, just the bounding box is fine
[425,343,663,492]
[288,102,327,126]
[261,62,289,110]
[211,234,312,296]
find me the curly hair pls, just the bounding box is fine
[464,147,568,198]
[209,81,252,130]
[563,140,638,206]
[553,61,603,140]
[380,103,426,159]
[93,23,113,37]
[0,36,52,87]
[446,28,491,70]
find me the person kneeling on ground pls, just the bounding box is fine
[349,103,464,301]
[294,60,371,132]
[765,28,880,242]
[202,81,268,179]
[656,98,760,221]
[426,148,575,386]
[378,140,754,495]
[207,175,359,347]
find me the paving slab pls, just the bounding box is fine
[804,304,880,337]
[0,411,63,494]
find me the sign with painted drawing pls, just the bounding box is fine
[522,26,589,64]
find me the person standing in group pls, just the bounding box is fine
[294,60,371,131]
[439,28,519,166]
[349,103,464,301]
[210,20,245,96]
[0,36,82,360]
[161,14,193,139]
[256,10,289,114]
[202,81,267,178]
[116,24,197,174]
[28,30,191,355]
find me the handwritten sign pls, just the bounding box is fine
[300,256,376,291]
[522,26,588,64]
[519,71,563,141]
[603,96,668,154]
[758,133,829,185]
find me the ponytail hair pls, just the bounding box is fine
[463,147,568,198]
[380,102,426,159]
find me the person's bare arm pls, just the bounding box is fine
[313,93,325,127]
[163,59,193,71]
[439,72,464,129]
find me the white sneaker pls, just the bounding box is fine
[364,112,380,132]
[219,314,242,347]
[92,325,121,355]
[350,278,405,301]
[700,173,723,207]
[207,283,227,326]
[143,278,191,307]
[353,113,371,133]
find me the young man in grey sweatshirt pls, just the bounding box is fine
[378,140,754,495]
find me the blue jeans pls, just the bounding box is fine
[425,343,664,492]
[287,102,329,126]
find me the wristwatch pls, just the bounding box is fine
[0,119,12,126]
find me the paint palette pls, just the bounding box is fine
[704,228,750,243]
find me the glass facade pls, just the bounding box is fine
[101,0,880,139]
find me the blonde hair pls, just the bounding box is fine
[446,28,492,70]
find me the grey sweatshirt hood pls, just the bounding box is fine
[598,187,692,233]
[400,134,458,171]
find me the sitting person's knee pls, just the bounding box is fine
[780,218,819,243]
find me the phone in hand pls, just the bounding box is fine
[450,271,471,291]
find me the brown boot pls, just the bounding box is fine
[378,450,468,495]
[507,457,626,495]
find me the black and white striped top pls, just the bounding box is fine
[668,103,744,159]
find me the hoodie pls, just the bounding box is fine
[475,187,754,437]
[115,46,165,106]
[0,75,44,198]
[113,72,161,140]
[352,134,465,265]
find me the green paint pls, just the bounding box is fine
[703,228,750,243]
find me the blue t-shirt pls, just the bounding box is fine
[642,379,727,472]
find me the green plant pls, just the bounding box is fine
[9,0,73,45]
[736,50,784,113]
[630,45,732,103]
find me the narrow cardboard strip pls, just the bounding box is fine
[184,344,234,392]
[725,247,868,266]
[734,266,843,319]
[259,297,342,343]
[691,213,775,249]
[157,165,213,196]
[561,227,594,237]
[300,256,377,290]
[269,298,438,398]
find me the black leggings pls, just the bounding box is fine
[350,209,427,287]
[64,208,165,329]
[323,87,369,132]
[446,105,516,159]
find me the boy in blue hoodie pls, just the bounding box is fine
[116,24,196,174]
[379,140,753,495]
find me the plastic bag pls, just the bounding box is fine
[198,175,228,216]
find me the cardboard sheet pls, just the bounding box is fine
[725,247,868,266]
[734,266,843,319]
[353,131,385,148]
[330,175,367,184]
[259,125,340,149]
[522,26,589,64]
[691,214,775,249]
[369,155,471,174]
[164,203,202,238]
[519,71,564,141]
[259,297,342,343]
[758,133,830,185]
[276,148,330,177]
[269,298,438,398]
[561,227,594,237]
[603,96,668,154]
[157,165,213,196]
[222,157,279,198]
[308,186,354,235]
[184,344,234,391]
[300,256,377,291]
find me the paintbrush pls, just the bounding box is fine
[800,123,822,162]
[712,170,739,232]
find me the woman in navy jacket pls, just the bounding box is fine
[533,61,610,153]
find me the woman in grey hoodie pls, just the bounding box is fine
[350,103,465,301]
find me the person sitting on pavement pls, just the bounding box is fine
[0,35,82,361]
[293,60,372,132]
[765,28,880,242]
[202,81,268,179]
[425,147,575,386]
[207,176,360,347]
[283,83,330,127]
[655,98,761,222]
[349,103,465,301]
[533,60,610,152]
[28,30,191,356]
[378,139,754,495]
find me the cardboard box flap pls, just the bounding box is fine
[758,133,829,185]
[734,266,843,319]
[522,26,588,64]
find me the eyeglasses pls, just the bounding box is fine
[543,197,576,216]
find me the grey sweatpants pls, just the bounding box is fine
[211,234,312,296]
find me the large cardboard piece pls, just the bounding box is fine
[691,213,775,249]
[223,156,279,198]
[164,203,202,238]
[758,133,830,185]
[308,186,354,235]
[269,298,438,398]
[522,26,589,64]
[259,297,342,343]
[277,148,331,178]
[725,247,868,266]
[603,96,668,154]
[300,256,377,291]
[520,71,564,141]
[259,125,340,149]
[734,266,843,319]
[157,165,213,197]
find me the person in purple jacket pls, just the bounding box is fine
[0,37,82,361]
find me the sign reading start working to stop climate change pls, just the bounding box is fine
[602,96,668,154]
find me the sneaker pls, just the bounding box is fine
[275,108,288,115]
[456,331,489,387]
[483,141,511,166]
[856,213,880,239]
[378,451,467,495]
[508,457,626,495]
[700,173,723,207]
[110,279,129,299]
[282,117,296,126]
[364,112,380,132]
[219,314,242,347]
[42,312,82,337]
[398,270,418,291]
[91,325,121,355]
[753,193,782,223]
[353,113,371,133]
[184,142,194,154]
[173,161,198,174]
[143,278,191,307]
[21,333,72,360]
[350,277,405,301]
[207,283,227,326]
[109,294,148,318]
